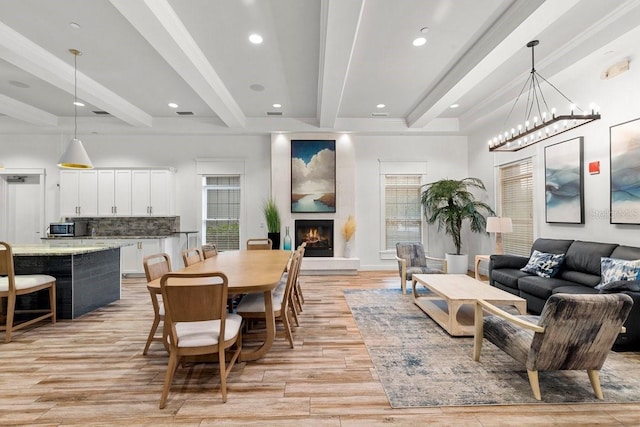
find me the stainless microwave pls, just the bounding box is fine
[49,221,88,237]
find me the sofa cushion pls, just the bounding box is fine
[518,275,575,300]
[531,238,573,255]
[594,257,640,291]
[552,285,599,295]
[491,268,529,290]
[564,240,618,275]
[557,270,602,288]
[611,245,640,261]
[521,250,565,278]
[597,280,640,293]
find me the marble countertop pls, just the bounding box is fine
[43,235,175,240]
[12,243,127,256]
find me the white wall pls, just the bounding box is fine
[0,133,272,244]
[468,34,640,258]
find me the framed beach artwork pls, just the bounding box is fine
[291,139,336,213]
[610,117,640,224]
[544,137,584,224]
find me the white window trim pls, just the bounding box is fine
[378,160,428,260]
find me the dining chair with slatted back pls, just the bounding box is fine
[236,249,301,348]
[246,238,272,250]
[159,271,242,409]
[202,243,218,259]
[142,252,172,354]
[0,241,56,343]
[182,248,204,267]
[293,242,306,310]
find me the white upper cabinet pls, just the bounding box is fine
[98,170,132,216]
[59,170,98,217]
[131,169,174,216]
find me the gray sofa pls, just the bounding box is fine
[489,238,640,349]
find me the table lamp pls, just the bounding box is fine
[486,217,512,254]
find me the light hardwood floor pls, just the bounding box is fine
[1,271,640,426]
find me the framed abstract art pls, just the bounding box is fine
[544,137,584,224]
[291,139,336,213]
[610,117,640,224]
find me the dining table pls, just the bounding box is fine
[147,249,292,361]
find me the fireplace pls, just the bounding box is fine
[295,220,333,257]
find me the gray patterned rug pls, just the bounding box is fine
[344,288,640,408]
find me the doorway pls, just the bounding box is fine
[0,169,46,244]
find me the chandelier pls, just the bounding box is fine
[488,40,600,152]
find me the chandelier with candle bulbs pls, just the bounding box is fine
[488,40,600,152]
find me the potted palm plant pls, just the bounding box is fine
[420,177,495,274]
[263,197,281,249]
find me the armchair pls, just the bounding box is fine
[473,293,633,400]
[395,242,445,294]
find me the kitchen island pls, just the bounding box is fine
[12,243,122,319]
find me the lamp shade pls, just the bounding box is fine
[486,217,512,233]
[57,138,93,169]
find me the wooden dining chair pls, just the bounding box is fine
[142,253,172,355]
[292,242,306,312]
[236,249,301,348]
[202,243,218,259]
[182,248,204,267]
[246,238,272,250]
[0,241,56,343]
[159,272,243,409]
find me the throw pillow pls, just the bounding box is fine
[520,250,565,278]
[595,257,640,291]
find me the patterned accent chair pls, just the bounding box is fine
[395,242,445,294]
[473,293,633,400]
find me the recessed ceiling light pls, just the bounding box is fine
[376,104,386,109]
[249,33,263,44]
[449,103,459,109]
[412,37,427,47]
[73,101,85,107]
[420,27,429,34]
[272,103,282,108]
[168,102,179,108]
[69,22,81,30]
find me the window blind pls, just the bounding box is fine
[384,175,422,250]
[203,176,240,251]
[499,160,533,256]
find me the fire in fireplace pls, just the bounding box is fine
[294,219,333,257]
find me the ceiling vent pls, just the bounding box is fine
[371,112,389,117]
[92,110,111,115]
[266,111,283,116]
[6,176,27,183]
[176,111,194,116]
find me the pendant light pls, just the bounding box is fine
[57,48,93,169]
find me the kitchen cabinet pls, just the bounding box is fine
[121,237,174,275]
[131,170,174,216]
[59,170,98,217]
[97,170,132,216]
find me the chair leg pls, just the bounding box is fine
[588,369,604,399]
[281,314,294,349]
[5,295,15,343]
[401,278,406,295]
[49,284,56,324]
[290,300,300,327]
[296,280,305,305]
[159,351,179,409]
[219,348,228,403]
[473,303,484,362]
[527,369,542,400]
[143,316,160,355]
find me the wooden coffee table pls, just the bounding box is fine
[412,274,527,336]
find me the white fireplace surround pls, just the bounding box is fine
[271,133,360,275]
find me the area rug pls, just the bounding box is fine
[344,288,640,408]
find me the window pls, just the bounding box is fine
[499,159,533,256]
[384,175,422,250]
[202,176,240,251]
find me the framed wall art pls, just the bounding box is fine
[291,139,336,213]
[610,117,640,224]
[544,137,584,224]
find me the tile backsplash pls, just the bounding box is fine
[68,216,180,237]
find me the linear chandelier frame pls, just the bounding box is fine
[488,40,600,152]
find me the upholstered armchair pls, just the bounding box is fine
[395,242,445,294]
[474,293,633,400]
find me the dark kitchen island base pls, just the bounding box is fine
[13,245,121,319]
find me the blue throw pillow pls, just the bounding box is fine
[520,250,565,278]
[595,257,640,291]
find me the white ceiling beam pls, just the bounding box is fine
[0,20,152,128]
[110,0,246,129]
[317,0,365,128]
[407,0,581,129]
[0,93,58,127]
